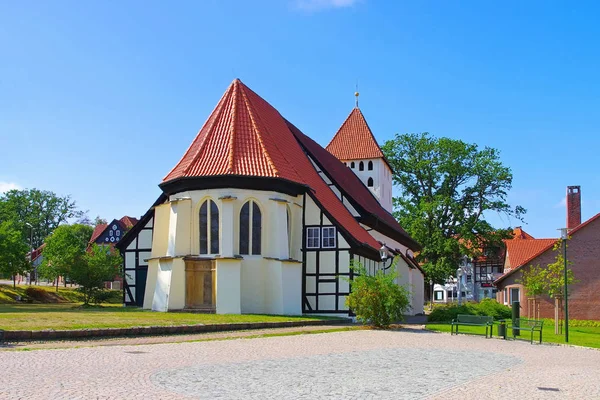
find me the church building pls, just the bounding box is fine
[117,79,424,316]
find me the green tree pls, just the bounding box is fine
[345,259,411,328]
[517,264,546,319]
[544,241,576,299]
[381,132,525,283]
[39,224,93,291]
[0,189,84,249]
[0,221,30,287]
[75,244,123,305]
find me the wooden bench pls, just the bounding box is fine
[506,318,544,344]
[451,314,493,338]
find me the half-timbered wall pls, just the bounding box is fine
[123,217,154,306]
[302,195,354,314]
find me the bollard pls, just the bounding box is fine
[512,301,520,336]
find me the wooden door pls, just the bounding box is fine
[185,260,215,310]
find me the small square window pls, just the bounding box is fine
[306,227,320,249]
[321,227,336,248]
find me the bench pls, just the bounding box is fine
[506,318,544,344]
[451,315,493,338]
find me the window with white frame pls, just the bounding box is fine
[321,227,336,248]
[306,227,320,249]
[510,287,520,304]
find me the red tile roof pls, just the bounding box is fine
[163,79,381,254]
[120,216,138,229]
[495,213,600,284]
[89,223,108,244]
[511,227,535,240]
[326,108,385,161]
[504,239,557,270]
[288,120,420,251]
[163,79,304,184]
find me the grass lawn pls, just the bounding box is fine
[426,323,600,349]
[0,303,340,331]
[0,284,121,304]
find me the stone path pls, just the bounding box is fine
[1,329,599,399]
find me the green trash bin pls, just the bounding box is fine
[497,320,506,339]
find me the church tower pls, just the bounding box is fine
[325,93,393,212]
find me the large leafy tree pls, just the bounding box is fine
[76,244,123,305]
[0,221,30,287]
[39,224,93,290]
[382,132,525,282]
[0,189,85,249]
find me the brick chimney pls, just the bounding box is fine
[566,186,581,229]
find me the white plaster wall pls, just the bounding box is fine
[264,260,284,314]
[411,268,425,314]
[143,260,158,309]
[344,158,393,212]
[152,260,172,312]
[240,258,266,313]
[215,259,241,314]
[281,261,302,315]
[168,258,186,310]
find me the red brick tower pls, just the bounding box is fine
[566,186,581,229]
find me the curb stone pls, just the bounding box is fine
[0,319,349,342]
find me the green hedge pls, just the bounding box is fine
[428,298,512,322]
[541,318,600,328]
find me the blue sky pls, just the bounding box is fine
[1,0,599,238]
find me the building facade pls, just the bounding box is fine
[495,186,600,320]
[117,80,424,316]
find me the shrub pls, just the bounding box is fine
[24,287,51,302]
[345,261,411,328]
[90,290,121,304]
[428,298,511,322]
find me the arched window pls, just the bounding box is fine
[350,161,355,169]
[359,161,364,171]
[199,199,219,254]
[368,161,373,170]
[367,177,374,187]
[239,200,262,255]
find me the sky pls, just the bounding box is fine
[1,0,599,238]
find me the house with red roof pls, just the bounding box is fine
[117,80,423,315]
[88,216,138,290]
[495,186,600,320]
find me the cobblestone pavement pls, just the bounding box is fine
[1,329,599,399]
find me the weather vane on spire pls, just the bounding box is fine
[355,82,359,108]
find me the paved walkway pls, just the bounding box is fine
[1,329,599,399]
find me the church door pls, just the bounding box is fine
[185,260,216,311]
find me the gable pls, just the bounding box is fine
[288,119,421,251]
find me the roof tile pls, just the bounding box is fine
[326,108,385,161]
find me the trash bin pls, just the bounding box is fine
[497,320,506,339]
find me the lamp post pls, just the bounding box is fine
[25,223,34,285]
[429,279,434,310]
[456,268,463,305]
[560,228,569,343]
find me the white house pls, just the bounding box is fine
[117,79,424,316]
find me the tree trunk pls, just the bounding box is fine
[554,296,563,335]
[13,275,16,289]
[56,277,59,292]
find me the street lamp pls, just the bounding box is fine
[560,227,569,343]
[25,223,34,285]
[429,279,434,310]
[379,244,388,262]
[456,268,464,305]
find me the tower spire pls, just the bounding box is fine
[354,83,359,108]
